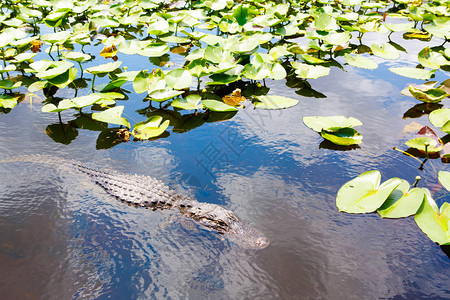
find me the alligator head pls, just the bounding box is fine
[226,220,270,250]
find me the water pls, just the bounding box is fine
[1,33,449,299]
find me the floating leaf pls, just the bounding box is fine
[384,22,414,32]
[291,61,330,79]
[85,61,122,75]
[418,47,449,69]
[415,195,450,245]
[321,128,362,145]
[202,100,238,112]
[171,94,203,110]
[336,171,402,213]
[390,67,435,80]
[92,106,130,128]
[165,69,193,90]
[438,171,450,192]
[370,43,400,60]
[0,94,17,109]
[132,116,169,139]
[36,60,74,79]
[41,99,74,112]
[253,95,298,110]
[429,108,450,128]
[303,116,362,132]
[148,88,184,102]
[344,53,378,70]
[409,85,448,103]
[0,79,21,89]
[378,180,426,218]
[405,137,443,153]
[223,89,246,106]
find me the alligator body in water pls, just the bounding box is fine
[1,155,269,249]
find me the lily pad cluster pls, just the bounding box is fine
[0,0,448,143]
[337,170,450,245]
[303,116,363,145]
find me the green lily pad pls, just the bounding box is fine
[370,43,400,60]
[85,61,122,75]
[378,179,426,218]
[439,171,450,192]
[291,61,330,79]
[165,69,193,90]
[171,94,203,110]
[409,85,448,103]
[41,30,71,44]
[405,137,443,153]
[321,128,363,145]
[384,22,414,32]
[344,53,378,70]
[415,195,450,245]
[418,47,449,69]
[139,43,170,57]
[41,99,75,112]
[253,95,299,110]
[132,116,169,140]
[336,170,402,213]
[0,94,17,109]
[0,80,21,89]
[61,51,92,62]
[303,116,362,132]
[36,60,74,80]
[389,67,435,80]
[47,68,78,89]
[92,106,130,128]
[429,108,450,128]
[148,88,184,102]
[13,53,37,63]
[202,100,238,112]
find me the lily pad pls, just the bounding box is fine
[171,94,203,110]
[370,43,400,60]
[389,67,435,80]
[415,195,450,245]
[202,100,238,112]
[336,170,402,213]
[344,53,378,70]
[165,69,193,90]
[41,99,75,112]
[303,116,362,132]
[418,47,449,69]
[132,116,169,140]
[0,94,17,109]
[409,85,448,103]
[253,95,299,110]
[291,61,330,79]
[85,61,122,75]
[378,179,426,218]
[438,171,450,192]
[92,106,130,128]
[148,88,184,102]
[405,137,443,153]
[429,108,450,128]
[321,128,363,145]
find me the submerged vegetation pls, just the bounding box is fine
[0,0,449,253]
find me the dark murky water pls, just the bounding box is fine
[1,32,449,299]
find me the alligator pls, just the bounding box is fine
[1,155,269,250]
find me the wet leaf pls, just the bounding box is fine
[85,61,122,75]
[253,95,298,110]
[132,116,169,139]
[409,85,448,103]
[438,171,450,192]
[171,94,203,110]
[415,195,450,245]
[148,88,184,102]
[303,116,362,132]
[336,171,402,213]
[429,108,450,128]
[223,89,246,106]
[370,43,400,60]
[378,179,426,218]
[92,106,130,128]
[41,99,74,112]
[0,94,17,109]
[389,67,435,80]
[291,61,330,79]
[405,137,443,153]
[202,100,238,112]
[165,69,193,90]
[418,47,449,69]
[321,128,363,145]
[344,53,378,70]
